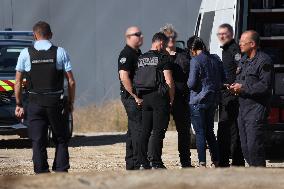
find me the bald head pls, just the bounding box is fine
[125,26,143,49]
[242,30,260,47]
[125,26,140,36]
[239,30,260,57]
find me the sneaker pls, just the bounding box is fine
[150,162,167,170]
[139,164,151,170]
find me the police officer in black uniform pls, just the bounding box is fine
[160,24,192,168]
[230,30,273,167]
[217,24,245,167]
[134,32,175,169]
[118,26,144,170]
[15,21,76,174]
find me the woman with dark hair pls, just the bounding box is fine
[187,36,225,167]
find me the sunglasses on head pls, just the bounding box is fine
[128,32,142,37]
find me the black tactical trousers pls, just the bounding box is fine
[238,103,267,167]
[171,93,191,167]
[218,99,245,167]
[28,102,70,174]
[121,96,142,170]
[139,91,170,166]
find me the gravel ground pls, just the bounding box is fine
[1,132,284,189]
[0,131,284,176]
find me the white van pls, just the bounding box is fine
[194,0,284,158]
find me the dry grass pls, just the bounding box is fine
[73,99,176,133]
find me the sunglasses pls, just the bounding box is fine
[128,32,142,37]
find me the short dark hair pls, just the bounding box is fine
[247,30,260,47]
[33,21,52,37]
[187,35,208,53]
[219,23,234,35]
[152,32,168,44]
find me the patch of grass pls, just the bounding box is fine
[73,100,176,133]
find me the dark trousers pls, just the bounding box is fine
[218,99,245,167]
[238,103,267,167]
[190,103,219,164]
[121,96,142,170]
[28,103,70,174]
[171,94,191,166]
[140,91,170,166]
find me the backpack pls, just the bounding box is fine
[134,51,166,94]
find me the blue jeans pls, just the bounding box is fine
[190,103,219,164]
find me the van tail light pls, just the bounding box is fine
[268,108,280,124]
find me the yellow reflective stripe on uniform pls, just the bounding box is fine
[0,80,13,91]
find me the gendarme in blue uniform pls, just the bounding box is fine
[15,39,72,174]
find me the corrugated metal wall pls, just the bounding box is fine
[0,0,201,106]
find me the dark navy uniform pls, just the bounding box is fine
[236,51,273,167]
[118,45,142,170]
[170,47,191,167]
[218,39,245,167]
[135,50,172,168]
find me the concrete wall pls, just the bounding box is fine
[0,0,201,106]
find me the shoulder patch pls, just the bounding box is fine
[234,53,242,61]
[119,57,127,64]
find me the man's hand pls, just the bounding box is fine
[135,97,143,106]
[15,105,24,119]
[224,84,230,90]
[229,83,243,95]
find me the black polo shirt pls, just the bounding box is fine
[118,45,142,97]
[169,47,190,95]
[221,39,241,84]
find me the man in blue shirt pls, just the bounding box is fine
[14,21,76,174]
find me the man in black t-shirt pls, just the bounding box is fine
[161,24,192,168]
[136,33,175,169]
[118,26,144,170]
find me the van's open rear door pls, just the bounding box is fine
[195,0,238,57]
[246,0,284,156]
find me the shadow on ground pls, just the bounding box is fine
[0,133,126,149]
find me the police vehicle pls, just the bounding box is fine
[193,0,284,158]
[0,30,73,140]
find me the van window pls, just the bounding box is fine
[199,11,215,48]
[195,13,202,36]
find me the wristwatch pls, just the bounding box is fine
[16,103,23,107]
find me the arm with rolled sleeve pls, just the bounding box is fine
[241,59,273,97]
[57,47,72,72]
[15,48,29,72]
[14,48,29,118]
[58,47,76,112]
[188,58,199,90]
